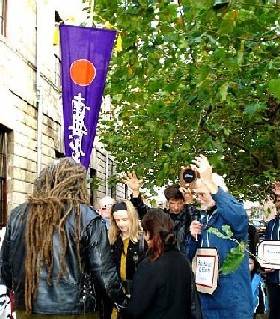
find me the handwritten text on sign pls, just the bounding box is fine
[196,256,216,287]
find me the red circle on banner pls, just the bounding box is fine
[70,59,96,86]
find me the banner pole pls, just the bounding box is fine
[36,0,43,176]
[89,0,95,26]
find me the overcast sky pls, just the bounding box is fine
[55,0,86,24]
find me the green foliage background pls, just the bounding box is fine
[85,0,280,199]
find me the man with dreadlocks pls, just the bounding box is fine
[0,158,126,318]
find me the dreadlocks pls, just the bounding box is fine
[24,157,89,313]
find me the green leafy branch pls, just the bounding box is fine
[208,225,246,275]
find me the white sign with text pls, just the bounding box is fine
[258,241,280,269]
[192,247,219,294]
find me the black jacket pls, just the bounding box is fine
[165,205,194,255]
[127,248,192,319]
[111,236,146,291]
[0,203,126,314]
[130,195,194,256]
[130,195,148,220]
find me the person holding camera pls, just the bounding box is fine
[188,155,253,319]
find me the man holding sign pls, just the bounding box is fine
[188,155,253,319]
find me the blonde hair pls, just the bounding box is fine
[108,200,139,245]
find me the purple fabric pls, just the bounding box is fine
[60,25,116,168]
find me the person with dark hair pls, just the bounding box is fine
[248,224,259,257]
[0,158,126,318]
[124,173,201,319]
[127,208,192,319]
[123,172,196,257]
[163,184,195,257]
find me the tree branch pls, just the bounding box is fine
[200,124,266,170]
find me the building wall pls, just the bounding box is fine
[0,0,126,215]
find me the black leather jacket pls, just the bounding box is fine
[0,203,126,314]
[111,235,147,296]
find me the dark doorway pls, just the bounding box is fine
[0,125,8,226]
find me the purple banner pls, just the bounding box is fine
[60,25,116,168]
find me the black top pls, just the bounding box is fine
[127,248,192,319]
[111,235,147,281]
[130,194,148,220]
[248,224,259,256]
[165,205,193,255]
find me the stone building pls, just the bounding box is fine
[0,0,126,227]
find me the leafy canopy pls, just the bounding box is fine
[86,0,280,199]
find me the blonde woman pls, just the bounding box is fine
[109,200,146,293]
[105,200,146,319]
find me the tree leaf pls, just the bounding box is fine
[244,102,266,116]
[220,242,246,275]
[268,79,280,100]
[219,83,229,102]
[92,0,280,200]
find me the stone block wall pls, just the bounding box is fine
[0,1,126,215]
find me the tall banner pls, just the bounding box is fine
[60,25,116,168]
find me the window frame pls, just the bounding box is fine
[0,0,7,37]
[0,130,7,227]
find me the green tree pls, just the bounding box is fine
[86,0,280,199]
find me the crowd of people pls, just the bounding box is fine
[0,156,279,319]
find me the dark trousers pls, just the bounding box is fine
[267,283,280,319]
[98,293,113,319]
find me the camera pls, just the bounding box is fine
[180,166,200,188]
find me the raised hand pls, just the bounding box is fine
[192,155,218,194]
[192,155,212,183]
[123,171,143,197]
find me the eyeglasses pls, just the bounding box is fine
[100,204,113,210]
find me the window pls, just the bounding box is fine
[0,0,7,36]
[0,127,7,226]
[55,149,64,159]
[109,160,116,199]
[89,168,96,205]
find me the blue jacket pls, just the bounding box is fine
[264,217,280,284]
[251,273,267,313]
[189,188,253,319]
